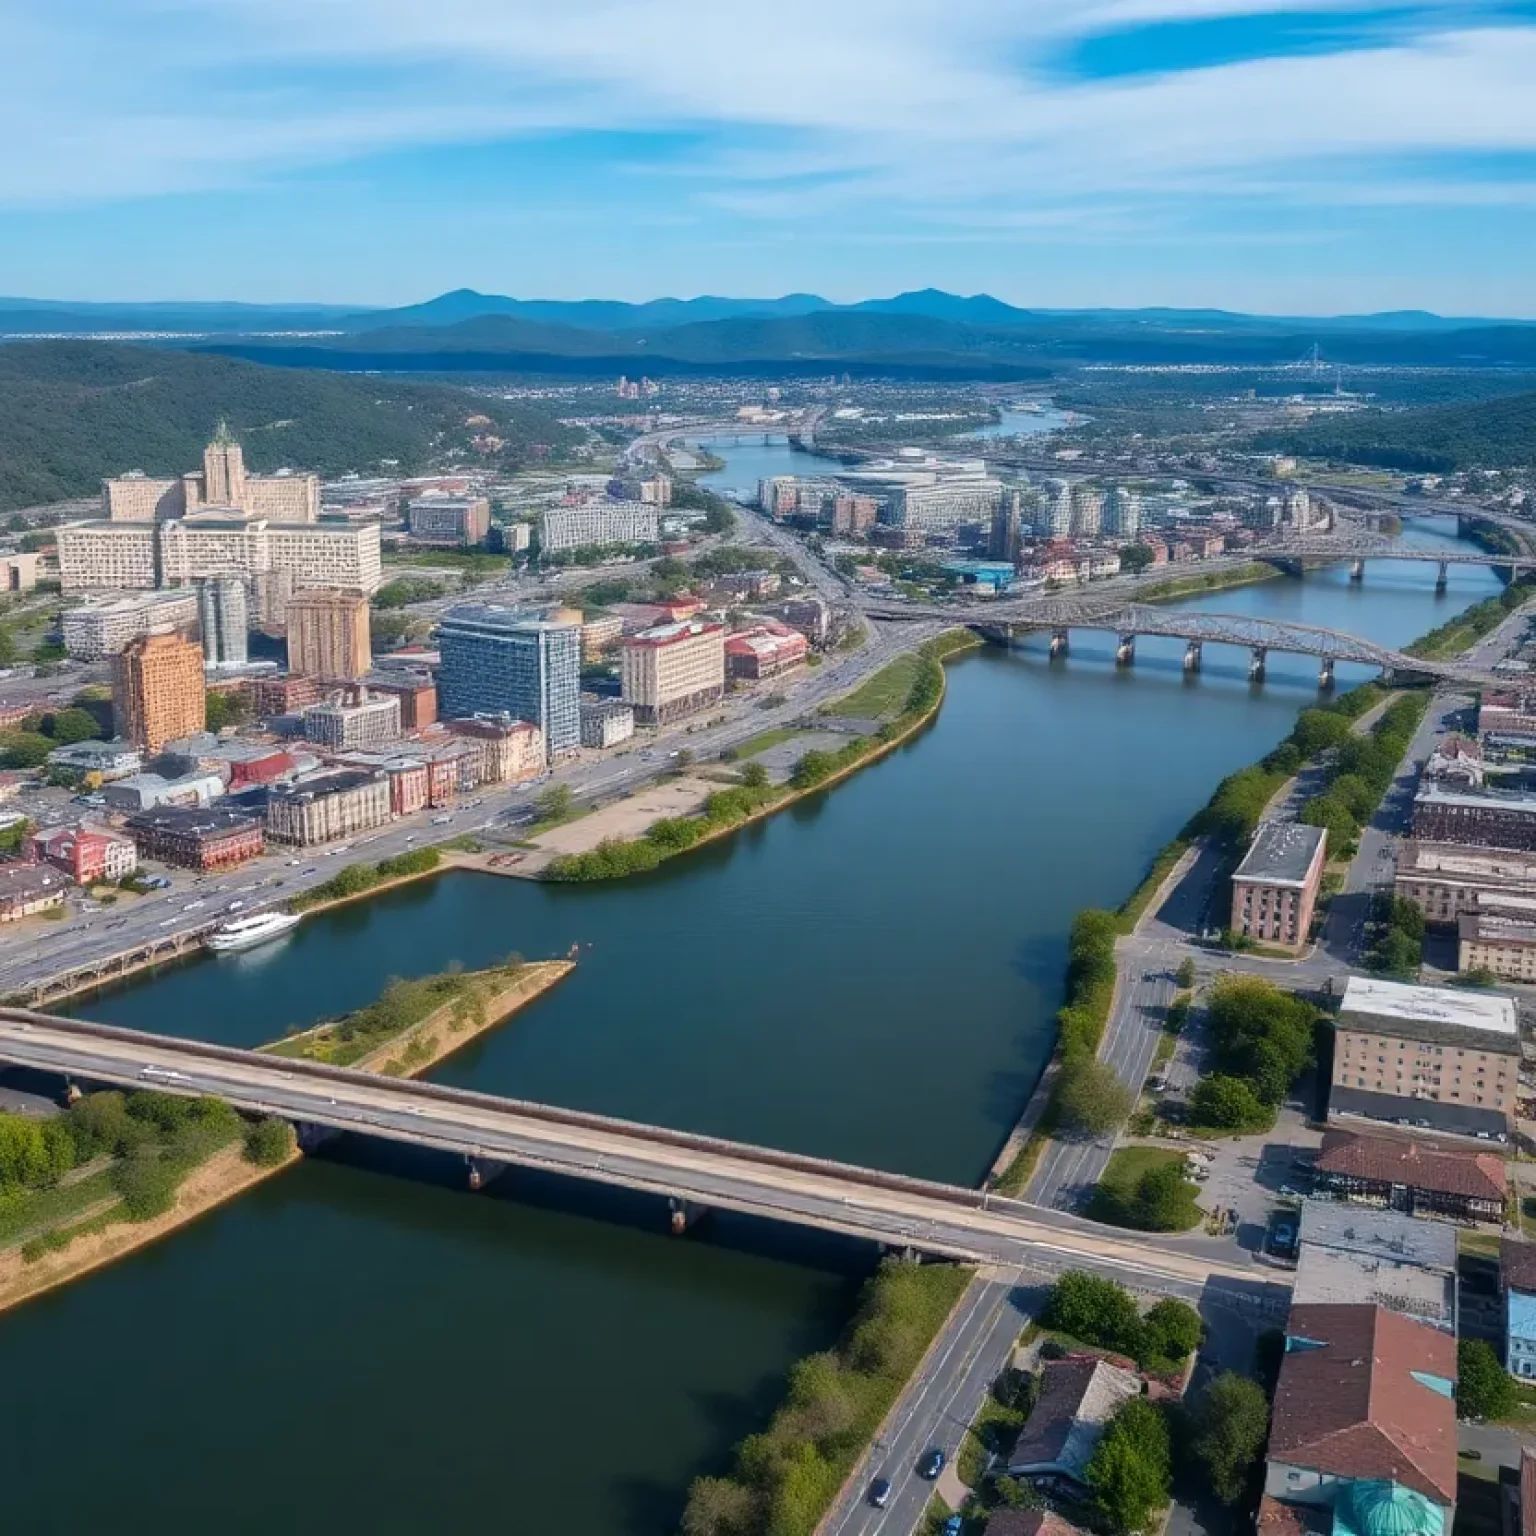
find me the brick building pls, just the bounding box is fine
[1394,840,1536,926]
[362,669,437,730]
[113,632,206,753]
[1312,1129,1507,1223]
[725,625,809,682]
[1230,822,1328,953]
[1413,783,1536,852]
[124,806,265,871]
[25,824,137,884]
[266,769,391,846]
[285,589,373,680]
[446,716,546,783]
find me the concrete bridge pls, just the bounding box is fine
[0,1009,1279,1302]
[868,598,1497,686]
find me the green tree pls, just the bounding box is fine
[204,689,251,732]
[243,1117,296,1168]
[0,730,53,769]
[1087,1398,1171,1534]
[1458,1339,1516,1421]
[1175,958,1196,990]
[41,706,101,744]
[675,748,694,768]
[1290,707,1355,757]
[1119,544,1155,575]
[1043,1271,1144,1356]
[1055,1054,1133,1136]
[1187,1373,1271,1505]
[1127,1163,1201,1234]
[1368,928,1422,978]
[1190,1074,1272,1132]
[0,626,17,667]
[0,1113,54,1192]
[1299,792,1359,845]
[681,1476,757,1536]
[1142,1297,1202,1363]
[740,761,770,790]
[535,782,574,822]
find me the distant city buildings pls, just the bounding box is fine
[62,591,200,660]
[197,578,248,670]
[286,589,373,681]
[114,632,205,753]
[887,478,1003,533]
[436,606,581,758]
[621,620,726,725]
[408,494,490,548]
[447,716,546,783]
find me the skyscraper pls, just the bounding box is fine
[197,578,248,669]
[1039,481,1073,537]
[1106,487,1142,539]
[114,632,205,752]
[286,589,373,681]
[989,490,1022,563]
[1071,485,1104,539]
[436,606,581,758]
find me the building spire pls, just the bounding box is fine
[212,417,236,447]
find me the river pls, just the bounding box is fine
[0,435,1499,1533]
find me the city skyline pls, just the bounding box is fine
[5,1,1536,313]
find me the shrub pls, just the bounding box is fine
[243,1118,296,1167]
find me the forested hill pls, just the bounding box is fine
[0,341,579,512]
[1254,390,1536,473]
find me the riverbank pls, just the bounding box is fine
[0,957,575,1315]
[1136,559,1283,604]
[543,631,980,882]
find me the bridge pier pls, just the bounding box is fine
[1249,647,1268,683]
[1183,640,1203,673]
[467,1154,509,1190]
[295,1121,341,1154]
[1436,560,1448,592]
[1048,628,1070,659]
[1318,655,1336,689]
[1115,633,1136,667]
[1350,558,1366,583]
[669,1197,708,1235]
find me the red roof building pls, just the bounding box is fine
[1313,1129,1507,1223]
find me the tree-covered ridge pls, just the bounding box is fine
[0,340,580,511]
[1255,389,1536,471]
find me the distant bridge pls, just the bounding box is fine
[868,599,1498,685]
[0,1009,1281,1302]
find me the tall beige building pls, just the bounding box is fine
[620,620,726,725]
[114,633,206,753]
[286,590,373,680]
[102,425,319,523]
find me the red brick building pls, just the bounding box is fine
[124,806,265,871]
[25,824,137,884]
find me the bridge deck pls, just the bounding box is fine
[0,1011,1270,1299]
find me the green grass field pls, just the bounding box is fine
[732,727,804,759]
[1088,1146,1202,1232]
[822,653,922,719]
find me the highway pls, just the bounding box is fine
[0,1010,1286,1300]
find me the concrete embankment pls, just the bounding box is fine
[0,960,574,1315]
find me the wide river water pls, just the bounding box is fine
[0,438,1499,1533]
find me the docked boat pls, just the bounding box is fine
[205,911,301,953]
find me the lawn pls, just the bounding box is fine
[732,727,804,759]
[0,1167,118,1246]
[1087,1145,1202,1231]
[822,653,922,720]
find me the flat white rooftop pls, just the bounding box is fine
[1340,975,1518,1038]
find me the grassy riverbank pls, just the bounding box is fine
[290,845,446,912]
[681,1260,972,1536]
[544,632,979,883]
[0,956,575,1313]
[1405,575,1535,660]
[1136,559,1282,603]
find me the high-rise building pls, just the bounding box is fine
[1106,487,1142,539]
[62,591,200,660]
[114,633,206,753]
[197,578,248,669]
[407,495,491,548]
[1071,485,1104,539]
[831,494,880,537]
[538,501,660,554]
[1038,481,1073,537]
[989,491,1022,563]
[101,424,319,523]
[887,480,1004,532]
[436,606,581,758]
[302,690,402,751]
[620,620,726,725]
[286,589,373,681]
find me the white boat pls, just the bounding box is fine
[205,911,301,953]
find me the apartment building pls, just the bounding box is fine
[1458,908,1536,980]
[887,478,1004,532]
[113,633,205,753]
[408,495,491,548]
[1230,822,1328,953]
[578,700,636,749]
[361,669,437,730]
[446,716,547,783]
[1394,840,1536,925]
[286,589,373,680]
[579,615,625,660]
[538,501,659,553]
[620,620,726,725]
[1331,975,1520,1140]
[436,606,580,758]
[198,578,248,669]
[62,592,200,660]
[58,515,382,596]
[1413,783,1536,852]
[124,806,265,871]
[831,494,879,536]
[266,769,391,846]
[101,429,319,523]
[302,691,402,751]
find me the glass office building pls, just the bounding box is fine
[436,606,581,758]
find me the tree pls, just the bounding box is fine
[1055,1054,1133,1136]
[1119,544,1155,574]
[204,689,251,733]
[1290,707,1354,757]
[535,782,574,822]
[1190,1074,1272,1132]
[741,761,770,790]
[675,748,694,768]
[1087,1398,1171,1534]
[42,706,101,745]
[243,1117,296,1168]
[1175,958,1196,990]
[1043,1271,1144,1356]
[1458,1339,1516,1421]
[0,1113,54,1192]
[1129,1163,1202,1234]
[680,1476,756,1536]
[1368,928,1422,978]
[1299,792,1358,845]
[1187,1373,1271,1505]
[1142,1297,1202,1364]
[0,626,16,667]
[0,730,52,769]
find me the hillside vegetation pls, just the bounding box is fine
[0,341,579,511]
[1255,389,1536,472]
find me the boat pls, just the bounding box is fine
[205,911,301,953]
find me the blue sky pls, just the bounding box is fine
[5,0,1536,315]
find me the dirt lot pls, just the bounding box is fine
[528,776,717,857]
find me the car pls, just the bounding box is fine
[943,1519,963,1536]
[1272,1222,1297,1249]
[918,1449,946,1480]
[868,1479,891,1509]
[1460,1449,1483,1462]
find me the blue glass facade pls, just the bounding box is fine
[436,606,580,757]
